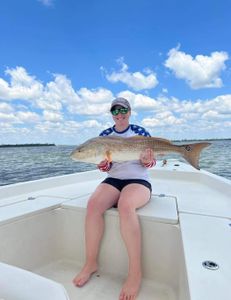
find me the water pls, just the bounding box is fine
[0,140,230,186]
[0,145,96,186]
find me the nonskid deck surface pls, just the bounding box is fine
[35,260,176,300]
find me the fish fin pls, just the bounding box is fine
[105,150,112,163]
[181,142,211,170]
[151,137,173,144]
[127,136,173,144]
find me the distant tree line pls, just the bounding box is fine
[0,143,56,148]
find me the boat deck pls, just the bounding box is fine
[0,160,231,300]
[36,260,175,300]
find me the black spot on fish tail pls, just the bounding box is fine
[180,142,211,170]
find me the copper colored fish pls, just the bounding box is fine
[70,136,211,170]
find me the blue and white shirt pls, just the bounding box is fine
[99,124,151,181]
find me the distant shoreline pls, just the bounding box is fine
[0,138,230,148]
[0,143,56,148]
[173,138,231,142]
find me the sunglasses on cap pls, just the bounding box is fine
[111,107,129,116]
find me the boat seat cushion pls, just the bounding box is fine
[0,262,70,300]
[62,193,178,224]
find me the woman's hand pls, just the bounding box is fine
[140,148,156,168]
[97,159,112,172]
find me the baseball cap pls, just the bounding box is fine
[110,97,131,111]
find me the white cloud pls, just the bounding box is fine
[16,111,40,123]
[0,68,111,116]
[78,87,113,104]
[36,73,79,111]
[0,65,230,143]
[142,111,183,129]
[202,110,222,120]
[0,112,17,123]
[104,58,158,91]
[43,111,63,122]
[165,46,229,89]
[0,66,43,101]
[29,119,105,144]
[0,110,40,124]
[118,90,160,111]
[68,87,113,115]
[209,94,231,113]
[141,94,231,139]
[81,119,102,128]
[111,90,231,139]
[55,120,104,135]
[6,66,36,87]
[0,102,14,113]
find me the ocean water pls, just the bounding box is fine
[0,140,230,186]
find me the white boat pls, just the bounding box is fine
[0,159,230,300]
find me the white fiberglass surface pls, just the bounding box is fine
[35,260,176,300]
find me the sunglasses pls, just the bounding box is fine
[111,108,129,116]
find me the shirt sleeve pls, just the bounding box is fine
[130,124,151,137]
[99,127,113,136]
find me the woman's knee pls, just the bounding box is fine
[117,198,135,217]
[86,197,104,216]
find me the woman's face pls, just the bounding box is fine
[111,105,131,128]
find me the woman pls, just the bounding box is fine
[73,97,156,300]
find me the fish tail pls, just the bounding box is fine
[180,142,211,170]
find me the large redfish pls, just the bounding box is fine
[70,136,211,170]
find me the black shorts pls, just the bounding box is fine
[101,177,152,193]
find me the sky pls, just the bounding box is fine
[0,0,231,145]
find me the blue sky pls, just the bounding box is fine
[0,0,230,144]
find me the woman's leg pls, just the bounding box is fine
[73,183,120,287]
[117,184,151,300]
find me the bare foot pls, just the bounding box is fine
[119,272,141,300]
[73,263,98,287]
